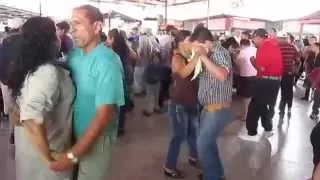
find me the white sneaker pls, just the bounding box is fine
[239,134,261,142]
[264,131,274,138]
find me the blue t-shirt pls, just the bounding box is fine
[68,43,125,138]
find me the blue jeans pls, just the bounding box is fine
[165,102,199,169]
[197,107,232,180]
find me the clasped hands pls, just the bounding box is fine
[46,151,74,172]
[193,45,209,59]
[178,42,209,60]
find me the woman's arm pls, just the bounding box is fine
[18,65,60,165]
[178,42,207,58]
[172,52,200,79]
[178,42,193,57]
[250,56,258,70]
[313,162,320,180]
[234,55,243,74]
[22,120,52,165]
[129,47,138,62]
[10,106,51,163]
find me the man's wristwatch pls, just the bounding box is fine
[67,152,78,164]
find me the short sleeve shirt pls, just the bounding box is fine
[198,44,233,105]
[68,43,125,138]
[17,63,75,156]
[238,46,257,77]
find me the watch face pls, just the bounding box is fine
[67,153,78,163]
[67,153,72,158]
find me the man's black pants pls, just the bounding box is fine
[246,78,281,136]
[279,74,294,113]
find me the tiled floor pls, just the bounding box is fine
[0,82,317,180]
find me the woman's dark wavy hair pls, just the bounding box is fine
[108,28,129,63]
[7,16,59,98]
[172,30,191,49]
[222,37,239,49]
[189,27,213,43]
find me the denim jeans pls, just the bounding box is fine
[118,88,134,131]
[197,107,232,180]
[145,83,160,113]
[133,66,146,94]
[0,82,13,115]
[165,102,198,169]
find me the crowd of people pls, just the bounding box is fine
[0,3,320,180]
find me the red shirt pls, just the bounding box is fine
[256,38,283,77]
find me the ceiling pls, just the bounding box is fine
[104,10,141,22]
[301,10,320,20]
[0,5,38,22]
[90,0,206,6]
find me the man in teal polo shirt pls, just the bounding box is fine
[50,5,124,180]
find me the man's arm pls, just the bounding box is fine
[200,50,231,81]
[50,62,124,172]
[71,105,115,157]
[50,105,117,172]
[255,44,271,74]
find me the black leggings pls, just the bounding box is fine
[158,67,172,108]
[311,122,320,168]
[0,89,3,115]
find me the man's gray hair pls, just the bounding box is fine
[74,4,104,23]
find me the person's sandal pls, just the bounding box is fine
[142,110,152,117]
[163,168,185,179]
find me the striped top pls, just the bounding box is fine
[278,41,299,74]
[137,35,160,67]
[198,44,233,105]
